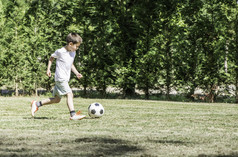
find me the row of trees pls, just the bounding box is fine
[0,0,238,101]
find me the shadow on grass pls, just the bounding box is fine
[148,139,193,146]
[23,117,54,120]
[0,137,143,157]
[198,152,238,157]
[75,137,143,156]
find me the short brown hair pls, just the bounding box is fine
[66,33,82,44]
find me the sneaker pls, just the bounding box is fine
[70,114,86,120]
[31,101,38,117]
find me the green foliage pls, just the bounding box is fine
[0,0,238,101]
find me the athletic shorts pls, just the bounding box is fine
[53,81,72,98]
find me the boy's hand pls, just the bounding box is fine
[47,70,51,77]
[76,73,83,79]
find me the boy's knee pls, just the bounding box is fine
[54,97,61,103]
[67,92,73,98]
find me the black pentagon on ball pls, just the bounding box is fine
[100,109,104,114]
[95,103,100,106]
[91,109,96,114]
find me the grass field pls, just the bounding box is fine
[0,97,238,157]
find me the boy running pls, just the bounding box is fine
[31,33,86,120]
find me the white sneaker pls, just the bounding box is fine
[31,101,38,117]
[70,114,86,120]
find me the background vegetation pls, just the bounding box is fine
[1,0,238,102]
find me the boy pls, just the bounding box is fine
[31,33,86,120]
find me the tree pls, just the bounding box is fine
[0,0,7,88]
[133,0,160,99]
[88,1,116,96]
[156,0,179,99]
[2,0,30,96]
[113,0,140,97]
[228,0,238,102]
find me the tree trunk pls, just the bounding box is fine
[165,37,171,100]
[224,41,228,73]
[235,3,238,103]
[35,83,38,96]
[15,80,19,96]
[144,87,149,100]
[83,85,87,96]
[236,74,238,103]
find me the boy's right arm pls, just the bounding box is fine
[47,56,54,77]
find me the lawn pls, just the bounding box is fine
[0,96,238,157]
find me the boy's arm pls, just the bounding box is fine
[47,56,54,77]
[71,64,83,79]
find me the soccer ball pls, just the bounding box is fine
[88,102,104,118]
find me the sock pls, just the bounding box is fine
[70,110,76,117]
[36,101,42,108]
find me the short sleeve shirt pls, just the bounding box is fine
[51,47,76,82]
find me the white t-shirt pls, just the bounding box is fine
[51,47,76,82]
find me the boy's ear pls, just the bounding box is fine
[68,42,74,46]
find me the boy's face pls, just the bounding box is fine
[68,42,81,52]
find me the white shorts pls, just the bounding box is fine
[53,81,72,98]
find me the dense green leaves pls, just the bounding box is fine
[0,0,238,101]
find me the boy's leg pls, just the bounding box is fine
[41,96,61,105]
[67,92,86,120]
[31,96,61,117]
[66,92,75,112]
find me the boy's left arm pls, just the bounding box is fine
[71,64,83,79]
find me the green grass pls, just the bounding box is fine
[0,97,238,157]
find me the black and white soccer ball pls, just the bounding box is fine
[88,102,104,118]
